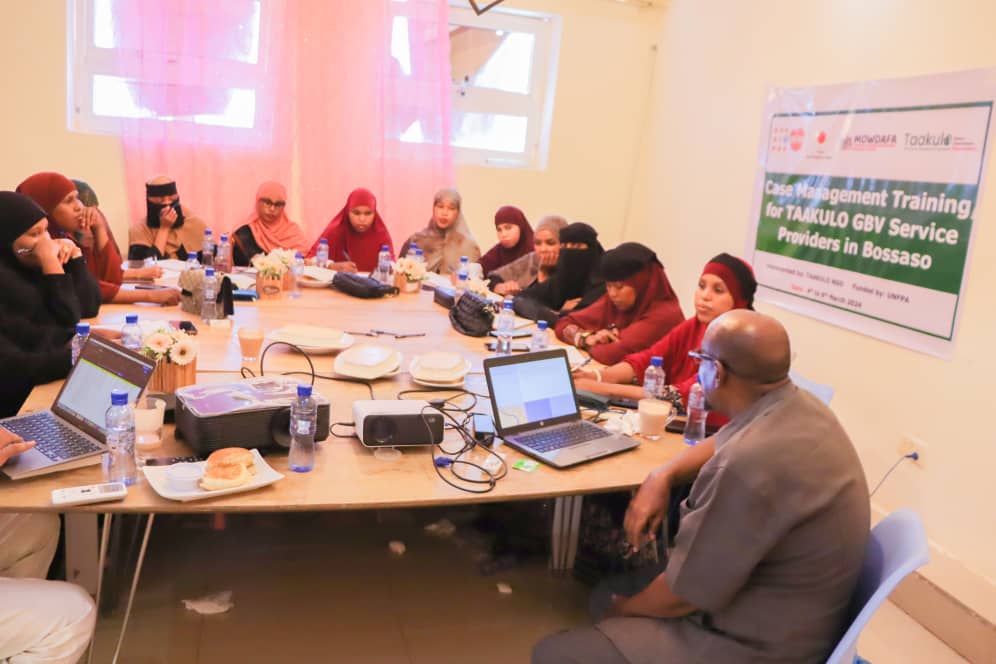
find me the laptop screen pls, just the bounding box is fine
[53,336,156,439]
[485,351,579,433]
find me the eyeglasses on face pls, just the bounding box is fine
[259,198,286,209]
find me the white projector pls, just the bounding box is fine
[351,400,445,447]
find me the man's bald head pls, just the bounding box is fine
[703,310,791,385]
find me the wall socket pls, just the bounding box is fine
[898,435,927,468]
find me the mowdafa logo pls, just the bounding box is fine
[840,133,897,151]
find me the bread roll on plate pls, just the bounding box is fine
[206,447,256,475]
[199,461,250,491]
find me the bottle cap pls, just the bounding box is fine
[205,268,215,277]
[295,251,303,259]
[381,244,389,251]
[503,301,513,309]
[415,248,423,256]
[76,322,90,335]
[537,320,548,330]
[125,314,138,324]
[110,389,128,406]
[319,238,328,244]
[297,384,313,397]
[460,256,468,262]
[651,356,663,367]
[204,229,212,236]
[458,273,468,281]
[220,234,228,242]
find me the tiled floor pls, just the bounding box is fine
[89,509,968,663]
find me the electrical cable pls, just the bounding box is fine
[869,452,920,498]
[239,341,375,398]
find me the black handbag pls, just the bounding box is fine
[332,272,398,299]
[448,291,497,337]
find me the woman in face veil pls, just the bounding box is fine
[399,188,480,275]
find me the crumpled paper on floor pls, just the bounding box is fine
[601,411,640,436]
[388,540,407,555]
[424,518,456,537]
[182,591,234,615]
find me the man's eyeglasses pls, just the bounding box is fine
[689,349,742,377]
[259,198,286,209]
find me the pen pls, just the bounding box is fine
[576,356,594,370]
[394,333,426,339]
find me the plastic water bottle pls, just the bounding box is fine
[290,251,304,298]
[455,272,468,300]
[104,390,137,486]
[214,233,232,274]
[316,238,330,269]
[408,241,419,260]
[414,248,425,266]
[457,255,469,282]
[683,383,708,446]
[643,356,666,400]
[201,229,214,268]
[71,322,90,365]
[496,300,515,355]
[530,319,549,352]
[186,253,200,270]
[288,384,317,472]
[201,267,218,321]
[121,314,142,351]
[374,245,392,284]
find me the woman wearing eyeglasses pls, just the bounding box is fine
[573,253,757,419]
[232,182,308,266]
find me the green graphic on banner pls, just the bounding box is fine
[754,172,976,294]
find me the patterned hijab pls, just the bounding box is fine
[407,188,479,275]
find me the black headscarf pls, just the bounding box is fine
[145,180,186,229]
[548,222,604,303]
[600,242,659,281]
[0,192,47,259]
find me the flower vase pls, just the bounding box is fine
[148,357,197,394]
[403,279,421,294]
[256,273,284,299]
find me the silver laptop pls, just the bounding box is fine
[1,335,156,480]
[483,349,638,469]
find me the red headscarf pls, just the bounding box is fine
[478,205,534,275]
[16,172,76,219]
[701,253,757,310]
[307,188,395,272]
[245,181,306,253]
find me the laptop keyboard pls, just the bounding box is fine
[2,413,102,462]
[513,421,608,453]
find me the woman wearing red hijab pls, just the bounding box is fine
[556,243,684,365]
[307,188,394,273]
[232,181,307,265]
[478,205,534,275]
[574,252,757,420]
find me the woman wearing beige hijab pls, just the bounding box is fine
[399,188,480,275]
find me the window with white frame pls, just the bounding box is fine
[438,5,561,169]
[70,0,561,168]
[68,0,275,137]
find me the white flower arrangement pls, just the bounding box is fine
[393,256,427,282]
[141,326,198,366]
[251,249,292,278]
[465,278,492,298]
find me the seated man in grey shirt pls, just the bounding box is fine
[533,310,869,664]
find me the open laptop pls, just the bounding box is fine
[1,335,156,480]
[483,349,639,469]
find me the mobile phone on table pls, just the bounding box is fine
[169,320,198,335]
[471,413,495,445]
[484,340,530,352]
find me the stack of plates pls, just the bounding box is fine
[299,266,336,288]
[333,344,402,380]
[409,351,471,388]
[268,325,354,354]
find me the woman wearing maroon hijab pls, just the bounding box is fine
[307,188,394,272]
[478,205,534,275]
[556,243,684,365]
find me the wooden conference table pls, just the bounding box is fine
[1,281,685,661]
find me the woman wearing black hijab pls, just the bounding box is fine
[513,222,606,324]
[0,192,101,416]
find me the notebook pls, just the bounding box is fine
[483,349,638,469]
[1,335,156,480]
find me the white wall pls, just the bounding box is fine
[629,0,996,623]
[0,0,662,253]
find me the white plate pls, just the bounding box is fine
[142,449,283,502]
[411,375,466,389]
[299,266,336,288]
[408,355,471,384]
[268,327,354,355]
[334,346,403,380]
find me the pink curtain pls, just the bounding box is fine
[109,0,453,243]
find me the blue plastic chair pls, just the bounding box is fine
[789,369,835,405]
[825,509,930,664]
